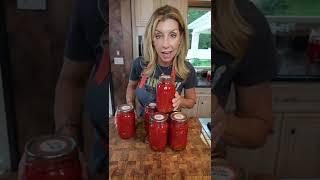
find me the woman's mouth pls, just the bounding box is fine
[161,51,172,59]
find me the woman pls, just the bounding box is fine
[126,5,197,116]
[212,0,278,179]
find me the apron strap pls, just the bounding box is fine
[138,64,176,89]
[171,67,176,82]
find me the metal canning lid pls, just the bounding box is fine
[151,112,168,122]
[148,102,157,109]
[25,135,76,159]
[159,74,172,81]
[117,104,134,113]
[170,112,187,122]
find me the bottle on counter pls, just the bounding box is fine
[169,112,189,150]
[115,104,136,139]
[22,135,81,180]
[156,74,175,113]
[144,102,157,134]
[149,112,168,151]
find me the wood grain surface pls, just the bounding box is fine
[109,117,211,179]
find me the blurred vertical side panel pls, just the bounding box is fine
[0,0,19,173]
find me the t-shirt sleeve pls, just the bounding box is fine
[233,1,278,86]
[184,62,197,89]
[212,49,236,107]
[64,0,95,62]
[129,57,144,81]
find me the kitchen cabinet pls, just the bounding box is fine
[224,82,320,179]
[197,91,211,118]
[277,113,320,178]
[272,82,320,113]
[181,88,211,118]
[131,0,188,58]
[181,101,198,118]
[226,113,282,175]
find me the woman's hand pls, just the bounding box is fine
[212,105,226,150]
[78,150,89,180]
[17,152,26,180]
[172,91,183,111]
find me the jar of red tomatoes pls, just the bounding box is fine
[167,111,176,143]
[115,104,136,139]
[169,112,189,150]
[156,74,175,113]
[22,135,81,180]
[149,112,168,151]
[144,102,157,134]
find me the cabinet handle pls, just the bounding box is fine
[138,35,143,56]
[283,97,298,102]
[291,129,296,135]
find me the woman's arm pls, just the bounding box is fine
[173,88,197,110]
[217,82,273,148]
[126,80,138,105]
[54,58,93,143]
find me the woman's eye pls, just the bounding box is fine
[170,33,177,38]
[155,34,161,39]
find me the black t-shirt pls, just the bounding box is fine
[213,0,278,107]
[129,57,197,113]
[129,57,197,93]
[64,0,108,137]
[65,0,107,64]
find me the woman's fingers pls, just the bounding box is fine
[172,92,182,110]
[78,150,89,180]
[17,153,27,180]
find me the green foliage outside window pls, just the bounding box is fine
[254,0,320,16]
[188,9,211,49]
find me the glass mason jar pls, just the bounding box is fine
[156,75,175,113]
[115,104,136,139]
[169,112,189,150]
[149,112,168,151]
[144,102,157,134]
[22,135,81,180]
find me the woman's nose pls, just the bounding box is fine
[162,37,170,48]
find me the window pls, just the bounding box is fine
[187,8,211,70]
[250,0,320,77]
[252,0,320,16]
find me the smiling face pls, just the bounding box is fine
[153,18,181,66]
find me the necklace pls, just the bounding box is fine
[157,64,172,76]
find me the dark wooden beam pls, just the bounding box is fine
[188,0,211,8]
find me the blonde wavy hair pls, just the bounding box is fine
[143,5,190,80]
[213,0,253,61]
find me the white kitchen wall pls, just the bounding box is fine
[0,67,11,174]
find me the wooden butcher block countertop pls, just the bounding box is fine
[109,117,211,179]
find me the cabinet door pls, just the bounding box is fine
[133,0,156,27]
[131,0,156,58]
[277,113,320,178]
[197,95,211,118]
[226,113,282,175]
[272,82,320,113]
[181,98,198,118]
